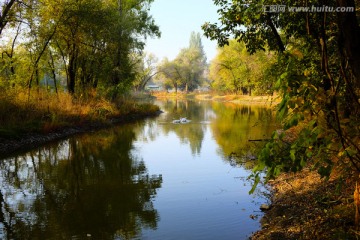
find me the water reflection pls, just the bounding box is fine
[139,100,276,166]
[158,100,208,155]
[210,102,276,169]
[0,127,162,240]
[0,99,277,240]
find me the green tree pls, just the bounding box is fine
[203,0,360,189]
[156,31,207,92]
[0,0,160,98]
[156,57,182,92]
[133,52,159,91]
[209,40,275,94]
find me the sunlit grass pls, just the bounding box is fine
[152,91,280,105]
[0,88,160,138]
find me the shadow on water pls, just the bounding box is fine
[0,126,162,240]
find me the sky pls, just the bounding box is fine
[144,0,220,62]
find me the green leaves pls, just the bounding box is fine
[205,0,360,195]
[208,39,275,94]
[156,32,207,92]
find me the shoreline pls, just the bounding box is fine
[0,110,162,159]
[152,92,280,106]
[250,168,356,239]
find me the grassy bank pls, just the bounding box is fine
[152,91,280,105]
[0,89,160,140]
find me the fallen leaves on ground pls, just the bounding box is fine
[251,168,357,240]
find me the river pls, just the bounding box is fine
[0,99,276,240]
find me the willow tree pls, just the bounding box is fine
[203,0,360,187]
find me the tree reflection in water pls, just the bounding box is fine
[152,99,277,169]
[0,127,162,240]
[210,102,277,169]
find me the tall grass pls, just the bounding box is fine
[0,88,159,138]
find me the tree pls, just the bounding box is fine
[0,0,17,36]
[133,52,159,91]
[203,0,360,189]
[156,58,182,92]
[0,0,160,98]
[209,40,275,94]
[156,31,207,92]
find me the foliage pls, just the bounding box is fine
[209,40,275,94]
[203,0,360,191]
[0,0,160,98]
[132,52,159,91]
[156,31,207,92]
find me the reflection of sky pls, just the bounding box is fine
[0,140,71,237]
[135,127,263,240]
[0,158,40,232]
[132,101,269,240]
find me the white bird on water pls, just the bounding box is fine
[172,117,190,124]
[172,119,181,124]
[180,117,188,123]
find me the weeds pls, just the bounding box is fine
[0,88,160,138]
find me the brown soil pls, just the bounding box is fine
[250,168,358,239]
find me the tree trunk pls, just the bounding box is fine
[265,13,285,53]
[68,52,76,94]
[0,0,16,36]
[336,0,360,86]
[49,51,58,94]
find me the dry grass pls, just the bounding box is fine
[151,91,189,99]
[152,91,280,106]
[251,168,357,239]
[0,88,160,138]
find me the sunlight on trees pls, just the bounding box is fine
[156,32,207,92]
[203,0,360,191]
[0,0,160,98]
[209,40,275,95]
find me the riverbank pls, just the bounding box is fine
[0,110,162,158]
[250,168,356,239]
[0,90,161,158]
[152,91,280,106]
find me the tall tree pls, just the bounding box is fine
[156,31,207,92]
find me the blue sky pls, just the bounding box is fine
[144,0,220,62]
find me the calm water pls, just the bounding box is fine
[0,100,276,240]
